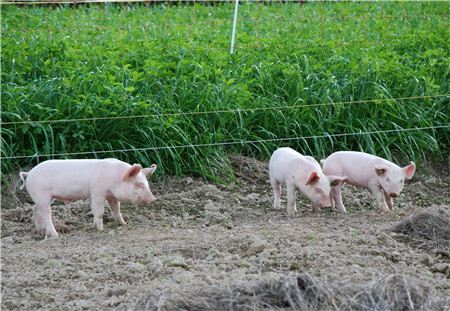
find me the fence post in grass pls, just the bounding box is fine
[230,0,239,54]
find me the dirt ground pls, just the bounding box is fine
[1,155,449,310]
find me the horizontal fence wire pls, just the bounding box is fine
[1,94,449,126]
[1,125,448,160]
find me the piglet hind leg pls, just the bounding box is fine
[106,199,126,225]
[32,205,45,236]
[271,178,282,210]
[33,199,58,238]
[91,197,106,231]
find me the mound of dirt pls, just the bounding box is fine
[123,272,441,311]
[391,208,450,250]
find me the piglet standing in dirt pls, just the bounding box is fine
[269,147,346,216]
[321,151,415,212]
[19,158,157,238]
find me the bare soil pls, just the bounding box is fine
[1,155,449,310]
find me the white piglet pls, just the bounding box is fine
[269,148,346,216]
[321,151,415,212]
[19,158,157,238]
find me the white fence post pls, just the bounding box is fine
[230,0,239,54]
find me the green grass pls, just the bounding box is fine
[1,1,449,180]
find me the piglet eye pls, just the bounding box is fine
[315,188,323,194]
[135,182,142,188]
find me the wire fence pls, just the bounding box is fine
[1,0,449,163]
[2,94,449,126]
[2,125,448,160]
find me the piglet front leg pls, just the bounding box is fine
[107,199,127,225]
[368,185,391,212]
[286,186,297,217]
[330,186,347,213]
[383,191,394,211]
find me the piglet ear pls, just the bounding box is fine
[330,176,347,187]
[305,172,320,185]
[142,164,157,177]
[122,164,142,182]
[404,162,415,180]
[374,165,388,176]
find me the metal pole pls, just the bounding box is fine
[230,0,239,54]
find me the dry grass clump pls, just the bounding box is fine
[391,208,450,249]
[123,272,440,311]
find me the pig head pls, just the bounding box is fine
[114,163,157,206]
[373,162,415,199]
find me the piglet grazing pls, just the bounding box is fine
[269,148,346,216]
[321,151,415,212]
[19,159,157,238]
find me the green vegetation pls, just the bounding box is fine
[1,1,449,180]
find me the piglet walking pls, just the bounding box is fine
[321,151,415,212]
[19,159,157,238]
[269,148,346,216]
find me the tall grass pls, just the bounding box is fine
[1,1,449,179]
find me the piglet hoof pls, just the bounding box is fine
[335,207,347,213]
[45,231,59,239]
[286,208,296,217]
[380,205,391,213]
[312,206,322,213]
[94,220,104,231]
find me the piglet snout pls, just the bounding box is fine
[147,198,157,205]
[320,198,333,208]
[389,193,399,198]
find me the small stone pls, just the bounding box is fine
[76,270,89,279]
[2,236,15,244]
[245,193,260,201]
[127,262,145,273]
[246,239,267,257]
[204,201,220,212]
[77,300,92,310]
[73,283,87,292]
[153,258,164,269]
[174,271,192,283]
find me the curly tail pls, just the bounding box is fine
[19,172,28,190]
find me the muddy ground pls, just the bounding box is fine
[1,155,449,310]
